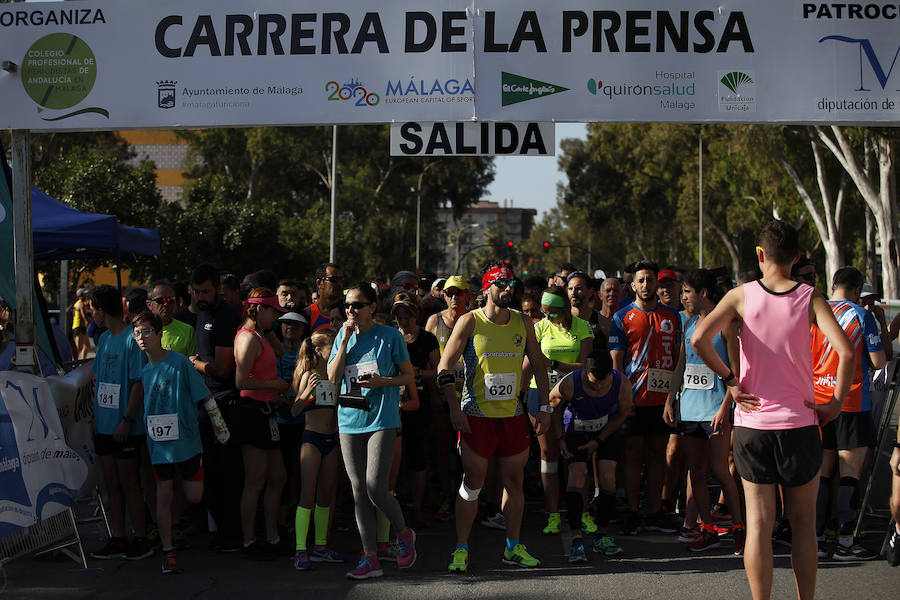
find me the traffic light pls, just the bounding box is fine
[542,240,551,252]
[507,240,515,248]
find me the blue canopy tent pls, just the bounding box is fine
[30,186,162,260]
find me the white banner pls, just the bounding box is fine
[390,121,554,155]
[46,364,101,500]
[0,371,88,538]
[0,0,897,130]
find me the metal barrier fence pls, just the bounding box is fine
[0,508,86,568]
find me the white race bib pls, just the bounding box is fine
[646,368,673,394]
[548,369,563,388]
[684,363,715,390]
[269,417,280,441]
[316,381,337,406]
[484,372,517,401]
[344,360,379,390]
[97,382,121,410]
[147,413,179,441]
[573,415,609,433]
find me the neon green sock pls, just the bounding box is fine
[294,506,312,552]
[313,504,330,548]
[377,509,391,544]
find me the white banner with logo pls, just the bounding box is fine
[0,372,88,538]
[390,121,554,155]
[45,364,101,500]
[0,0,897,130]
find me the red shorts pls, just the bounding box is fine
[459,414,531,459]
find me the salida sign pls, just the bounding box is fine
[390,121,554,156]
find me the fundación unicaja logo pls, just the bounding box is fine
[717,70,756,113]
[501,72,569,106]
[21,33,108,121]
[157,81,177,109]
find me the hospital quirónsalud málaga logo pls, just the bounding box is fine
[21,33,108,121]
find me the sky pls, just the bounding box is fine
[483,123,586,221]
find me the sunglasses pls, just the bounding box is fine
[321,276,343,283]
[133,328,156,339]
[493,279,517,290]
[347,301,372,310]
[444,289,465,297]
[150,296,176,305]
[540,309,559,318]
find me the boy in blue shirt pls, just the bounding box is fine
[89,285,151,561]
[133,311,229,574]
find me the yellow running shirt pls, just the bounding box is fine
[461,308,526,418]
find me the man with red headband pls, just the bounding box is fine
[437,263,552,573]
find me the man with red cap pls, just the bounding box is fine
[437,263,552,573]
[657,269,682,312]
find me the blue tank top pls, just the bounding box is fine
[680,315,729,422]
[562,369,621,434]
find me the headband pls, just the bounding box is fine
[245,296,287,313]
[541,292,566,308]
[482,265,515,291]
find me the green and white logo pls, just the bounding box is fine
[21,33,108,121]
[501,72,568,106]
[719,71,754,95]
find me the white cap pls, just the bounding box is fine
[278,311,309,325]
[859,283,877,299]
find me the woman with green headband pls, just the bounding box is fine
[522,285,594,536]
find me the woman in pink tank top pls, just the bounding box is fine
[234,287,290,553]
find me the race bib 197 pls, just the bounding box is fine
[646,368,673,394]
[683,363,714,390]
[97,382,120,409]
[484,372,516,401]
[147,413,179,441]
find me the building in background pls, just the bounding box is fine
[435,199,536,275]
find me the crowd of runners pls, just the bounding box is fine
[13,219,899,598]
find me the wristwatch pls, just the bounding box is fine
[539,404,554,414]
[720,371,736,385]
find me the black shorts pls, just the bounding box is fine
[623,405,674,437]
[563,431,623,464]
[301,429,338,456]
[679,420,716,439]
[236,400,281,450]
[733,425,823,487]
[93,432,145,459]
[72,326,87,336]
[822,411,877,451]
[152,454,204,482]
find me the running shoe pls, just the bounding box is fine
[502,543,540,568]
[434,498,453,522]
[448,547,468,572]
[309,546,346,563]
[816,537,829,559]
[832,543,877,561]
[644,511,679,534]
[711,503,732,526]
[161,550,182,574]
[568,539,587,563]
[689,528,721,552]
[581,512,599,534]
[396,528,417,569]
[124,537,154,560]
[620,511,641,536]
[90,538,127,560]
[711,523,731,537]
[292,551,313,570]
[481,512,507,530]
[346,554,383,579]
[543,513,561,535]
[773,520,792,547]
[376,542,398,563]
[593,536,623,556]
[678,526,701,543]
[732,525,746,556]
[886,526,900,567]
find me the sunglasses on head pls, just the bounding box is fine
[493,279,517,290]
[150,296,176,305]
[347,301,372,310]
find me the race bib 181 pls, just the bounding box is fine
[97,382,120,410]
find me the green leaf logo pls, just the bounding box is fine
[501,72,569,106]
[720,71,754,94]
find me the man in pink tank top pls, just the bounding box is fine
[692,220,854,600]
